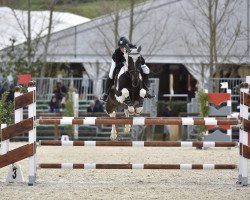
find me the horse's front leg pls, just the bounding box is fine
[109,111,118,140]
[116,88,135,114]
[135,88,146,114]
[124,109,131,134]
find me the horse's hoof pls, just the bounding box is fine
[110,135,117,141]
[110,131,117,140]
[128,106,135,113]
[124,125,131,134]
[124,129,130,134]
[136,107,143,114]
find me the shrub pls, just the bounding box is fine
[0,91,14,125]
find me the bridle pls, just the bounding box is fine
[127,49,142,88]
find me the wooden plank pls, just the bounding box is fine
[243,92,250,107]
[0,143,35,168]
[243,119,250,133]
[15,91,34,110]
[240,143,250,159]
[2,118,34,141]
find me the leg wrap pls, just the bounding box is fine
[138,97,144,107]
[124,96,132,106]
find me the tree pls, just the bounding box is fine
[0,1,60,79]
[181,0,245,90]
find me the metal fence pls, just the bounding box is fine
[33,77,159,117]
[33,77,94,100]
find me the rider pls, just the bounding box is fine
[102,36,155,102]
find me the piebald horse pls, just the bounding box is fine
[105,45,146,140]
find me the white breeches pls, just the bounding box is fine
[141,64,150,74]
[108,61,150,79]
[108,60,116,79]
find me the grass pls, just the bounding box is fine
[8,0,146,19]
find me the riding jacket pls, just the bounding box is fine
[108,48,150,79]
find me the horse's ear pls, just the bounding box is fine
[137,45,141,52]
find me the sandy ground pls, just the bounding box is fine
[1,142,250,200]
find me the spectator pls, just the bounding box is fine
[87,100,95,112]
[6,84,14,102]
[60,80,68,96]
[188,79,197,102]
[93,96,104,112]
[49,95,59,113]
[0,83,5,99]
[54,80,68,111]
[162,105,171,141]
[80,72,89,99]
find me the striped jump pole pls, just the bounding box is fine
[238,77,250,186]
[39,140,238,148]
[37,117,239,126]
[38,163,237,170]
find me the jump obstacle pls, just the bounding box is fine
[39,140,237,148]
[0,77,250,186]
[37,117,238,125]
[37,163,237,170]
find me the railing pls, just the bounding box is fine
[33,77,159,101]
[33,77,159,118]
[33,77,95,100]
[162,94,188,102]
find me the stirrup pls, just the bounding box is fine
[101,93,108,102]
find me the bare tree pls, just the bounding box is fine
[0,0,62,78]
[40,0,57,77]
[92,0,173,60]
[27,0,32,69]
[181,0,245,89]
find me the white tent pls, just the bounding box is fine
[0,7,90,50]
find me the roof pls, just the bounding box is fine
[0,7,90,50]
[32,0,249,64]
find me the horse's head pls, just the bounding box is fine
[126,45,142,87]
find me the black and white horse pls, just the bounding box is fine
[105,46,146,140]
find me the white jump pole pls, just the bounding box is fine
[239,76,250,186]
[2,86,23,155]
[0,124,7,154]
[73,91,79,139]
[28,82,36,186]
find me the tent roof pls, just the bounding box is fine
[0,7,90,50]
[1,0,249,65]
[32,0,249,64]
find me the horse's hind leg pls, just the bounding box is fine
[105,93,118,141]
[135,88,146,114]
[124,109,131,134]
[109,111,118,140]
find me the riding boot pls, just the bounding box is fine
[142,74,155,99]
[101,78,113,102]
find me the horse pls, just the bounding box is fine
[105,45,146,140]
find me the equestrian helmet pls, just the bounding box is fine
[118,37,130,47]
